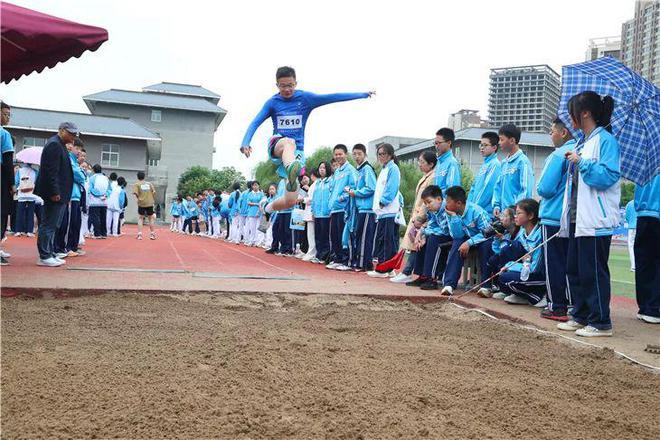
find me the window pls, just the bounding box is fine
[101,144,120,167]
[22,137,47,149]
[148,159,160,167]
[151,109,162,122]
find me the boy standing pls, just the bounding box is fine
[132,171,156,240]
[492,124,535,217]
[348,143,377,271]
[327,144,358,271]
[537,118,575,321]
[633,174,659,324]
[434,128,461,195]
[467,131,501,215]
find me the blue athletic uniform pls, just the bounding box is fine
[241,90,370,177]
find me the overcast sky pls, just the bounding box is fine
[0,0,635,177]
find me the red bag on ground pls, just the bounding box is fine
[375,249,405,273]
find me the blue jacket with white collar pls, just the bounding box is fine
[353,161,376,213]
[492,149,535,213]
[537,139,576,227]
[447,202,491,246]
[634,173,659,219]
[329,161,358,214]
[434,150,461,194]
[467,153,500,214]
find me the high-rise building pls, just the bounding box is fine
[447,109,489,132]
[621,0,660,86]
[585,36,622,61]
[487,65,560,134]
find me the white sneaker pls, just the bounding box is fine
[326,262,339,269]
[14,232,24,237]
[575,326,613,337]
[504,294,530,305]
[37,257,64,267]
[534,298,548,308]
[55,252,68,259]
[557,320,585,331]
[294,252,305,259]
[0,250,10,258]
[310,257,322,264]
[26,233,35,237]
[440,286,454,296]
[390,273,413,283]
[477,288,492,298]
[301,254,314,262]
[637,314,660,324]
[366,270,390,278]
[492,291,507,300]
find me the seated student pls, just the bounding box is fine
[440,185,493,296]
[498,199,546,306]
[480,205,524,299]
[406,185,453,290]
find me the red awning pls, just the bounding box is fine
[1,2,108,83]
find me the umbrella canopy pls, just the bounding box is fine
[15,146,43,165]
[557,56,660,186]
[1,2,108,84]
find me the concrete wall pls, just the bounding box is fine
[9,128,149,223]
[88,102,218,220]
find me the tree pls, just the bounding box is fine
[176,166,246,196]
[621,181,635,207]
[397,160,423,223]
[460,162,474,193]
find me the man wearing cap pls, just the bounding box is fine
[34,122,76,267]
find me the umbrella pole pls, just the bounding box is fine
[450,232,561,300]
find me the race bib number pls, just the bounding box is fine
[276,115,303,130]
[140,183,151,191]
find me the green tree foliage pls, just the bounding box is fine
[176,166,246,197]
[397,161,423,222]
[620,181,635,207]
[460,162,474,193]
[253,161,279,187]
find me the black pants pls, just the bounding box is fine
[66,201,82,252]
[0,186,10,241]
[634,217,660,318]
[89,206,107,237]
[329,212,347,264]
[37,201,66,260]
[54,203,71,253]
[373,217,399,264]
[276,212,294,254]
[314,217,331,261]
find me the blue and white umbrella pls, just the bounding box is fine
[557,56,660,186]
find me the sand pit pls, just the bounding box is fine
[2,292,659,439]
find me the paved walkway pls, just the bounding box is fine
[1,225,658,369]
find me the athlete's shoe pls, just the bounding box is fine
[533,297,548,308]
[575,326,613,337]
[406,277,427,287]
[0,250,11,258]
[420,280,439,290]
[504,294,529,305]
[366,270,394,278]
[37,257,64,267]
[477,288,492,298]
[440,286,454,296]
[310,257,322,264]
[390,273,413,284]
[149,232,157,240]
[0,256,9,266]
[335,264,351,271]
[326,262,338,269]
[492,291,507,300]
[286,160,302,192]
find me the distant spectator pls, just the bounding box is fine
[0,101,15,265]
[33,122,76,267]
[14,162,38,237]
[88,163,111,238]
[132,170,157,240]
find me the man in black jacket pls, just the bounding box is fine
[34,122,76,267]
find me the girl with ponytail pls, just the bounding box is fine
[557,91,621,338]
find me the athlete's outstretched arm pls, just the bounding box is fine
[305,91,373,109]
[241,100,272,156]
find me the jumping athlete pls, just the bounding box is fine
[241,66,374,212]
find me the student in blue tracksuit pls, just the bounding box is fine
[56,139,86,255]
[467,131,501,215]
[169,197,182,232]
[241,66,374,213]
[367,143,401,277]
[633,174,659,324]
[227,182,242,241]
[348,144,377,271]
[408,185,453,290]
[498,198,546,305]
[326,144,358,270]
[536,118,576,321]
[492,124,535,217]
[440,186,493,296]
[272,178,295,255]
[182,195,200,234]
[558,91,620,337]
[237,185,251,243]
[480,205,525,298]
[624,199,637,272]
[219,191,231,239]
[245,181,264,246]
[433,127,461,195]
[311,162,333,262]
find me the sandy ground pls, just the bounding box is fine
[2,293,659,440]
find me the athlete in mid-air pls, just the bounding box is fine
[241,66,375,212]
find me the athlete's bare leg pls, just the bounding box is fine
[266,137,302,212]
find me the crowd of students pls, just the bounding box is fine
[0,104,159,267]
[171,91,659,337]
